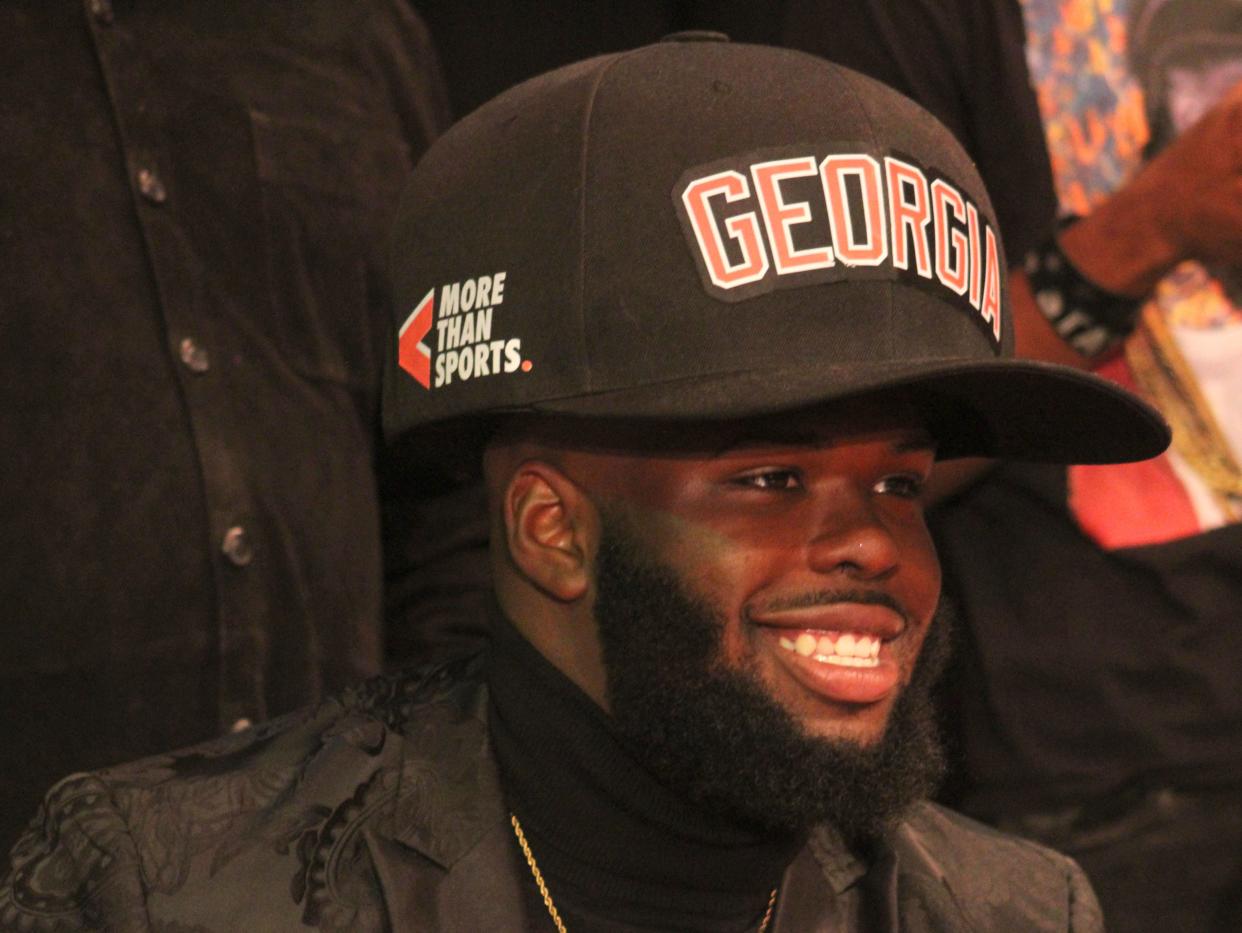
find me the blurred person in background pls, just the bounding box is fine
[0,0,448,851]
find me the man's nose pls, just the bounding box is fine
[804,488,901,580]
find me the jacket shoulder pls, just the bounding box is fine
[0,656,487,932]
[894,801,1103,932]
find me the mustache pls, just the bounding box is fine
[746,588,910,625]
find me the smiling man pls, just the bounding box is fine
[481,405,951,870]
[1,37,1169,932]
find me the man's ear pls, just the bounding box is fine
[503,461,595,603]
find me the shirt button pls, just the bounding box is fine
[221,526,254,567]
[230,718,253,733]
[179,337,210,373]
[137,168,167,204]
[87,0,114,25]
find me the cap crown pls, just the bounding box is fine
[383,39,1169,466]
[385,41,1008,437]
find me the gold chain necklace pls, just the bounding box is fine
[509,813,779,933]
[1125,303,1242,517]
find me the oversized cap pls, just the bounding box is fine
[384,36,1168,463]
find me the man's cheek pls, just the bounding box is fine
[636,509,742,589]
[896,619,935,689]
[903,521,942,617]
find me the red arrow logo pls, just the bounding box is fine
[398,288,434,388]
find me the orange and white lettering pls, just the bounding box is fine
[681,171,769,289]
[821,154,888,266]
[751,157,834,274]
[884,157,932,278]
[966,202,983,309]
[931,179,969,295]
[981,226,1002,342]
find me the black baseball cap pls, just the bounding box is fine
[383,36,1168,464]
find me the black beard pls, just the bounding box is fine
[594,512,949,845]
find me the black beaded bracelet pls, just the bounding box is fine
[1022,215,1143,357]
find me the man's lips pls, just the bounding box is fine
[748,602,906,641]
[749,602,907,706]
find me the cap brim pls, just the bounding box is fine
[520,358,1170,464]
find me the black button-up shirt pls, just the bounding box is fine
[0,0,449,846]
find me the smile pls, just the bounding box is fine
[777,631,882,668]
[750,600,906,706]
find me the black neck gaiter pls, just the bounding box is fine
[487,616,799,932]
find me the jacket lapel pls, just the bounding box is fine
[768,843,847,932]
[362,673,536,931]
[366,822,531,932]
[767,824,904,933]
[889,821,978,933]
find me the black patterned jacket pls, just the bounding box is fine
[1,657,1102,932]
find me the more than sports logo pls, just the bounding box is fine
[397,270,531,389]
[674,147,1005,349]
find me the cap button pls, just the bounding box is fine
[660,30,730,43]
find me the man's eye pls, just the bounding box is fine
[873,474,925,499]
[735,469,802,491]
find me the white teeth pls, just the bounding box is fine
[854,636,880,658]
[777,631,882,668]
[823,656,877,667]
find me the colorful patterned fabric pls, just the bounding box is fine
[1022,0,1242,546]
[1023,0,1148,213]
